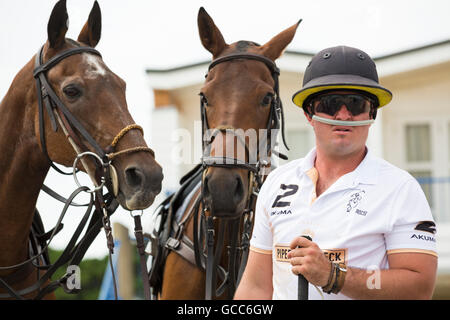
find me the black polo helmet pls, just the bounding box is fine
[292,46,392,110]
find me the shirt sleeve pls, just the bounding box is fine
[249,172,275,254]
[385,177,437,257]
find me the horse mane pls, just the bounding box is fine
[66,38,81,47]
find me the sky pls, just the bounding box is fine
[1,0,449,259]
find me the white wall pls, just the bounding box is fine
[381,61,450,272]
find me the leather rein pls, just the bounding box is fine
[0,43,153,299]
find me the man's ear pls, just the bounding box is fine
[370,105,378,120]
[304,109,313,124]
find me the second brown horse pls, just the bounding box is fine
[154,8,300,299]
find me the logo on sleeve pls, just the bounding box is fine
[414,221,436,234]
[410,234,436,242]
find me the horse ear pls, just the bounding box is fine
[47,0,69,49]
[197,7,227,57]
[77,1,102,47]
[260,20,302,61]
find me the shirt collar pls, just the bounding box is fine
[299,147,317,174]
[299,146,378,187]
[351,147,378,185]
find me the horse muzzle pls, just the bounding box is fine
[116,162,163,210]
[202,168,247,218]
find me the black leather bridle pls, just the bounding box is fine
[199,52,288,299]
[201,52,288,172]
[34,43,153,189]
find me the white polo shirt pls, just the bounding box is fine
[250,147,437,300]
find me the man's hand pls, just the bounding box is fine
[288,236,331,287]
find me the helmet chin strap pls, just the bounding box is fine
[312,115,374,126]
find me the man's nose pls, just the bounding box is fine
[335,105,352,119]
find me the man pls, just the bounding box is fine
[234,46,437,300]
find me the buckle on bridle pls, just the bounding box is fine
[41,86,48,99]
[165,237,180,250]
[72,151,108,193]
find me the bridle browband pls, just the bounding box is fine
[0,42,153,300]
[198,52,288,299]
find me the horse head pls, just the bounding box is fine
[198,7,300,218]
[37,0,163,210]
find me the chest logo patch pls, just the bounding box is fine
[346,190,366,213]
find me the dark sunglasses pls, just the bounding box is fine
[312,94,373,116]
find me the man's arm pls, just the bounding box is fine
[288,237,437,299]
[341,252,437,299]
[234,250,273,300]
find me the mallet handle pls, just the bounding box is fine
[298,235,312,300]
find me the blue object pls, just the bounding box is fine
[98,239,122,300]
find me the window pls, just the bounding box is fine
[405,124,431,162]
[404,124,434,212]
[409,170,433,208]
[448,122,450,161]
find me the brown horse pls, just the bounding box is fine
[150,7,299,299]
[0,0,162,299]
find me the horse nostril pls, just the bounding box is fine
[233,177,244,203]
[203,176,210,197]
[125,166,143,189]
[152,167,164,191]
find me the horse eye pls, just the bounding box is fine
[261,93,274,106]
[199,93,209,106]
[63,85,81,98]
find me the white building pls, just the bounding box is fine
[146,40,450,297]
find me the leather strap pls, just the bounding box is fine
[133,214,151,300]
[204,215,215,300]
[33,47,101,77]
[0,261,34,289]
[0,187,94,299]
[208,53,280,76]
[41,184,88,207]
[201,156,259,173]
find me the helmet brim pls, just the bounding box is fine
[292,74,393,109]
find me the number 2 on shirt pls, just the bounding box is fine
[272,184,299,208]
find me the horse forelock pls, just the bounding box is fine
[235,40,260,52]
